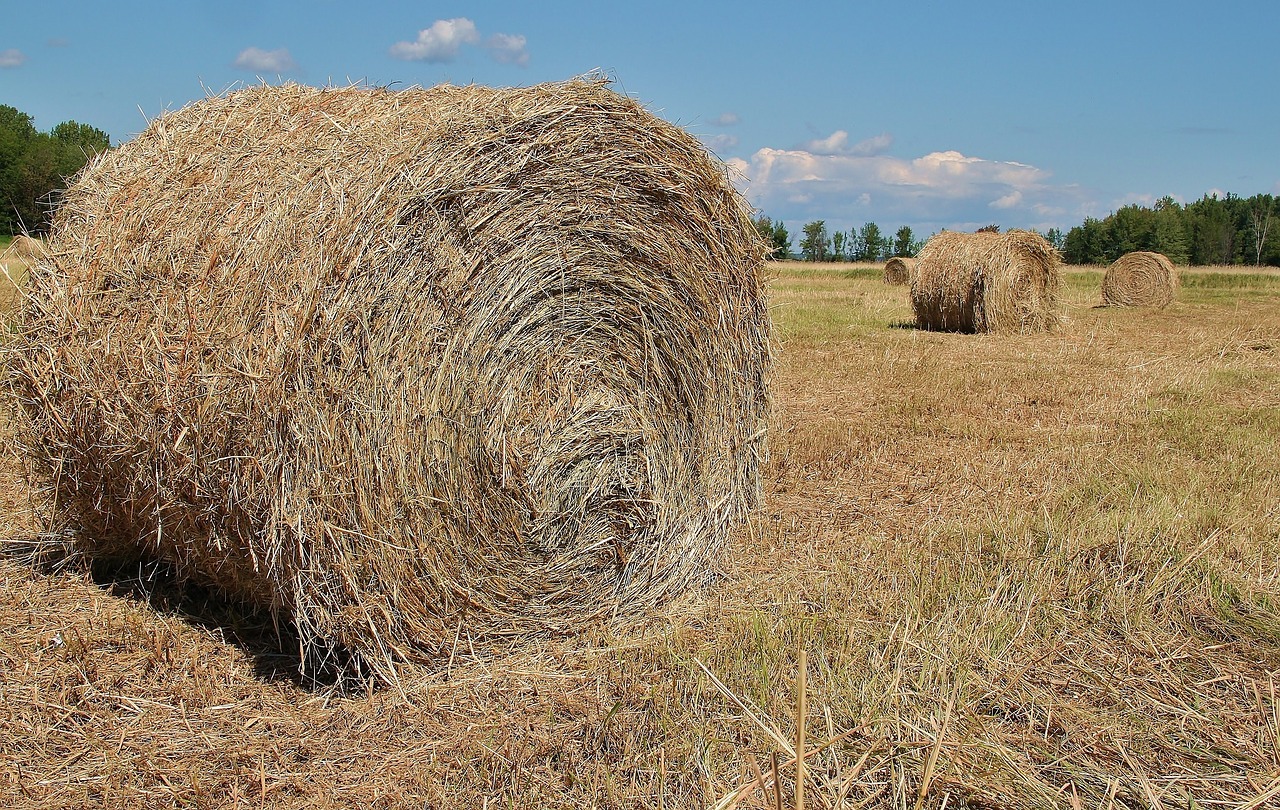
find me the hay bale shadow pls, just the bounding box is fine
[3,538,365,691]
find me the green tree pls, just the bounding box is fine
[1063,218,1108,264]
[0,107,110,235]
[1044,227,1066,252]
[800,220,829,262]
[1151,200,1189,264]
[752,214,792,260]
[855,222,886,261]
[831,229,847,262]
[1248,194,1274,266]
[892,225,919,257]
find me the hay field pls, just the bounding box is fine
[2,261,1279,808]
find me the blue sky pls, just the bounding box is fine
[3,1,1277,240]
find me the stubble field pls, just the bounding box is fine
[2,254,1279,808]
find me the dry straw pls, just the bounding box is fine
[1102,250,1178,308]
[882,257,914,286]
[4,80,772,683]
[910,229,1062,333]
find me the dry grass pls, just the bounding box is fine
[2,263,1279,808]
[4,81,771,685]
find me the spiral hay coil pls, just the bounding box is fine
[1102,251,1178,308]
[4,81,772,682]
[883,257,914,286]
[910,229,1062,333]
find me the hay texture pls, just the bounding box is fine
[1102,251,1178,308]
[883,257,914,286]
[6,81,772,681]
[910,229,1062,333]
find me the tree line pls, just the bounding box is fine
[757,192,1278,267]
[753,216,925,262]
[1061,194,1277,266]
[0,104,110,236]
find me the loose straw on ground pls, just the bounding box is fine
[3,80,773,685]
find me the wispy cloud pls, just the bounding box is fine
[731,139,1090,234]
[800,130,893,157]
[0,49,27,68]
[233,47,297,73]
[485,33,529,66]
[711,112,740,127]
[702,133,739,153]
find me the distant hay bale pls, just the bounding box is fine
[4,234,45,261]
[1102,251,1178,308]
[883,257,914,286]
[5,81,772,683]
[910,229,1062,333]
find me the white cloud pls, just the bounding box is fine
[738,141,1085,234]
[712,112,740,127]
[233,47,297,72]
[485,33,529,66]
[0,49,26,68]
[991,190,1022,209]
[390,18,480,62]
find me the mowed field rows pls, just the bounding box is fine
[2,256,1279,808]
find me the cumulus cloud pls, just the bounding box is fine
[233,47,297,72]
[391,18,480,61]
[485,33,529,66]
[712,112,740,127]
[737,141,1086,234]
[391,19,529,66]
[0,49,27,68]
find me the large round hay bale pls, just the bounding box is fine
[1102,251,1178,308]
[883,257,914,286]
[5,81,772,682]
[910,229,1062,333]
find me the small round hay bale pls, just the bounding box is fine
[910,229,1062,333]
[6,81,772,682]
[883,257,914,286]
[3,234,45,260]
[1102,251,1178,308]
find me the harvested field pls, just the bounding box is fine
[3,263,1280,808]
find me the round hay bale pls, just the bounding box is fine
[883,257,914,286]
[3,234,45,261]
[910,229,1062,333]
[1102,251,1178,308]
[5,81,772,682]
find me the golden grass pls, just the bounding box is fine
[2,263,1279,808]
